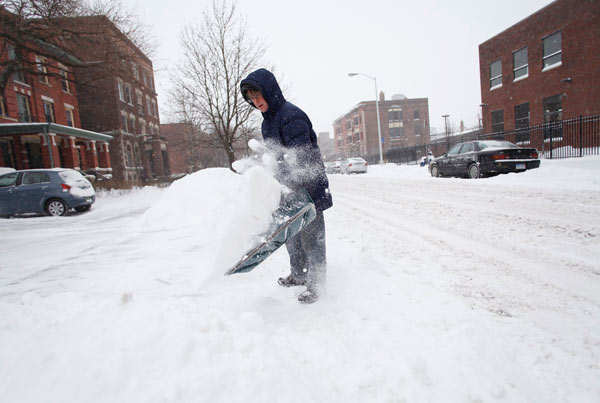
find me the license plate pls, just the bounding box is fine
[516,163,526,170]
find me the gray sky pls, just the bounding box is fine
[125,0,553,135]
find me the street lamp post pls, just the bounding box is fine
[348,72,384,165]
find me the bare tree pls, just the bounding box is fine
[170,0,267,168]
[0,0,155,97]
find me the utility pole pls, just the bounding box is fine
[442,114,450,148]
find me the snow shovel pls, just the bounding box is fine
[225,189,316,275]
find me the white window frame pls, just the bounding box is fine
[42,99,55,123]
[489,60,502,90]
[16,93,31,122]
[35,55,49,84]
[65,107,75,127]
[542,31,562,71]
[513,47,528,82]
[58,63,70,93]
[117,80,125,102]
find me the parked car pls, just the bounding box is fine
[0,168,96,217]
[429,140,540,179]
[340,157,368,174]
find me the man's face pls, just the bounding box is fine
[247,90,268,113]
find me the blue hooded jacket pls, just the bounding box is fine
[241,69,333,211]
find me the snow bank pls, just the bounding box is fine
[365,155,600,190]
[138,166,282,281]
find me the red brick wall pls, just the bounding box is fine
[479,0,600,133]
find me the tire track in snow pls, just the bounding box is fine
[328,175,600,316]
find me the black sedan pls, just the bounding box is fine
[429,140,540,179]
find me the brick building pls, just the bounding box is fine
[64,16,167,183]
[0,12,112,172]
[333,93,430,162]
[479,0,600,134]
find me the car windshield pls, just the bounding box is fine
[349,158,365,162]
[477,141,518,150]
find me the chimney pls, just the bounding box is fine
[379,91,385,101]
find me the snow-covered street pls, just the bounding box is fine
[1,158,599,403]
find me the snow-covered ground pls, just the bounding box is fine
[1,157,599,403]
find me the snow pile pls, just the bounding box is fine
[139,166,282,279]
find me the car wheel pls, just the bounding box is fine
[431,164,439,177]
[75,205,91,213]
[468,163,481,179]
[45,198,68,216]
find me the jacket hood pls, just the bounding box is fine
[240,68,285,118]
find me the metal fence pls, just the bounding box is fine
[379,114,600,164]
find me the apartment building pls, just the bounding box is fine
[333,93,430,162]
[64,16,167,183]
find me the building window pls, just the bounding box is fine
[389,127,404,138]
[513,47,528,80]
[124,84,132,104]
[65,109,74,127]
[543,95,562,122]
[58,64,70,92]
[414,110,420,120]
[126,143,133,167]
[130,116,136,133]
[8,44,26,83]
[35,56,49,84]
[415,123,422,136]
[16,93,31,122]
[118,80,125,102]
[542,31,561,70]
[388,108,402,121]
[136,90,143,114]
[353,116,359,126]
[121,112,129,133]
[514,103,530,129]
[491,110,504,133]
[0,95,6,116]
[490,60,502,89]
[146,95,152,115]
[134,144,141,166]
[151,99,158,117]
[132,62,139,80]
[43,100,55,123]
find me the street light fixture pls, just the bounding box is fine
[348,72,384,165]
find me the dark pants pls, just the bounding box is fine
[285,210,326,292]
